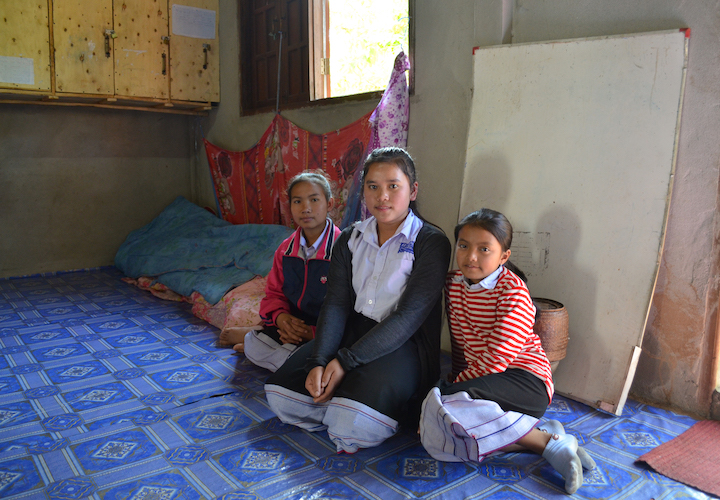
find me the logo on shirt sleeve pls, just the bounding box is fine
[320,276,328,284]
[398,242,414,254]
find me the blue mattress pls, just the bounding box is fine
[114,196,292,304]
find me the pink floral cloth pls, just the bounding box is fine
[122,277,184,302]
[205,114,372,227]
[189,276,266,330]
[124,275,266,331]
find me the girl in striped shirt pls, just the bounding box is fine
[419,208,594,495]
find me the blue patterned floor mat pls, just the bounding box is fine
[0,267,714,499]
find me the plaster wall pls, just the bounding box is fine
[0,105,193,278]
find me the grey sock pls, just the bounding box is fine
[542,433,583,494]
[539,419,596,470]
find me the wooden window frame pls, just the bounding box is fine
[240,0,414,115]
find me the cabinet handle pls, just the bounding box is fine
[203,44,211,70]
[104,29,116,58]
[161,37,170,76]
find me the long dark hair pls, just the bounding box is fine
[455,208,527,283]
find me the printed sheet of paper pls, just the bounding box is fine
[172,4,216,39]
[0,56,34,85]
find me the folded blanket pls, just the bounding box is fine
[115,196,293,304]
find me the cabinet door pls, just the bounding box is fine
[0,0,51,91]
[114,0,169,98]
[169,0,219,102]
[53,0,114,94]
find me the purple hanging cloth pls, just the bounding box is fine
[369,51,410,151]
[341,52,410,226]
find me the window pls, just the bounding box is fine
[241,0,412,114]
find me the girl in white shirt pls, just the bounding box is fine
[265,147,451,453]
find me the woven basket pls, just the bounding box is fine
[532,298,569,363]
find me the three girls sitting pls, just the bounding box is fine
[245,147,591,494]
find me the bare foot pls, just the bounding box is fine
[233,342,244,353]
[218,326,256,347]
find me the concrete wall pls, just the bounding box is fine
[0,105,193,278]
[408,0,482,239]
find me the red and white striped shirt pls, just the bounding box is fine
[445,268,554,400]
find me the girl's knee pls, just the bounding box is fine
[323,398,398,453]
[265,384,328,432]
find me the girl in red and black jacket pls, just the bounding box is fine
[228,172,341,372]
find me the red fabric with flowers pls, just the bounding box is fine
[205,112,372,227]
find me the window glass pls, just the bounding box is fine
[324,0,409,99]
[242,0,412,113]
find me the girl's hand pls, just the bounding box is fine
[314,359,345,403]
[276,313,313,344]
[306,366,325,399]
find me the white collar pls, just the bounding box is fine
[355,210,420,247]
[299,219,330,251]
[465,265,504,290]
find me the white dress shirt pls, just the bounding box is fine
[348,210,424,322]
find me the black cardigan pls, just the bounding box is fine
[306,222,451,396]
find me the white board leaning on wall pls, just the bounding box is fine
[461,29,688,415]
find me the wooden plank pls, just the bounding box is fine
[168,0,219,102]
[114,0,169,98]
[0,0,51,91]
[0,97,209,115]
[53,0,114,94]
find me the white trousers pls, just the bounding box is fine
[243,330,297,372]
[265,384,399,453]
[419,387,538,462]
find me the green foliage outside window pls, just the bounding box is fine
[328,0,409,98]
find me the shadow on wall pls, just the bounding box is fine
[534,207,601,391]
[459,154,512,217]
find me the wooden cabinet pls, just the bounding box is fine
[114,0,170,99]
[0,0,52,92]
[169,0,219,102]
[53,0,114,94]
[0,0,219,114]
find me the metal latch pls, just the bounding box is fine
[104,29,116,58]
